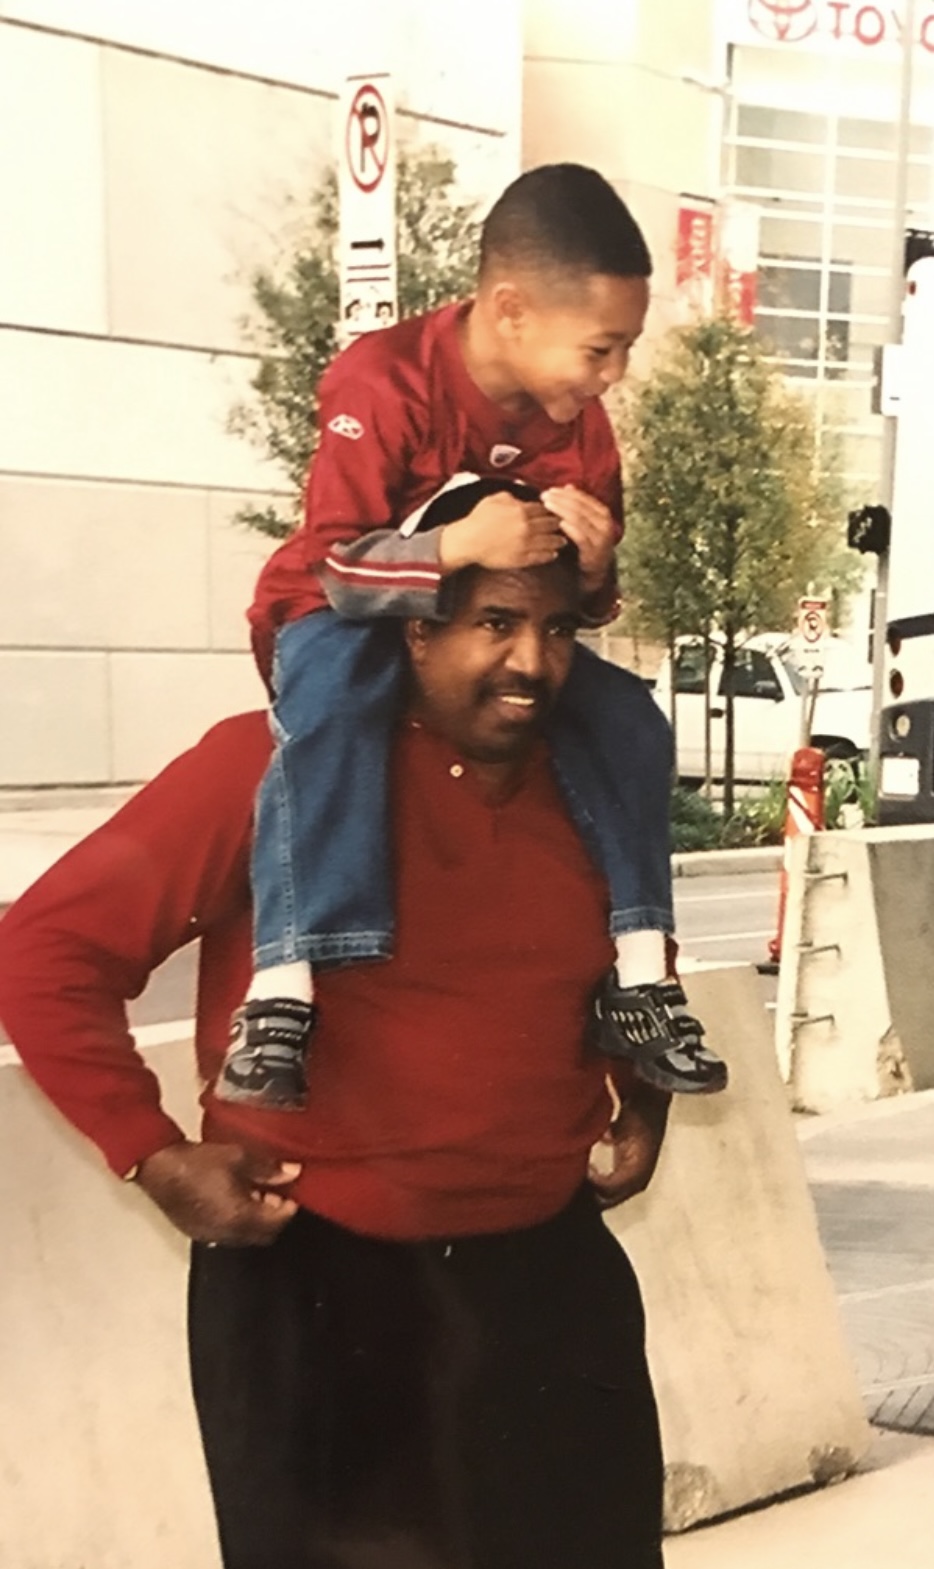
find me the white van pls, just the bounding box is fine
[651,633,871,783]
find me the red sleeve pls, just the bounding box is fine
[0,713,270,1178]
[302,340,422,566]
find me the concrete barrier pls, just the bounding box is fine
[775,825,934,1113]
[2,967,870,1559]
[1,1042,222,1569]
[612,962,871,1531]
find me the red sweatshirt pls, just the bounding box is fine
[249,304,623,678]
[0,713,628,1241]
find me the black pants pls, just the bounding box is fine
[188,1190,664,1569]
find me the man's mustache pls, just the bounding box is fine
[479,675,550,703]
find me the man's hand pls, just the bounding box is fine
[587,1082,671,1210]
[136,1140,301,1247]
[438,492,565,574]
[540,486,617,595]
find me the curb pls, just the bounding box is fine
[672,846,782,879]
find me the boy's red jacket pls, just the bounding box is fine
[249,303,623,678]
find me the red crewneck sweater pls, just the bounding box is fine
[0,713,626,1241]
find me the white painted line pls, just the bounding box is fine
[0,1016,194,1069]
[675,889,774,905]
[680,930,773,946]
[841,1278,934,1304]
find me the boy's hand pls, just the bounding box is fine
[540,486,617,595]
[136,1140,301,1247]
[438,492,565,574]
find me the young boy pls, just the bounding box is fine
[222,162,728,1108]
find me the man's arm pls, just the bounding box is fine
[0,713,300,1244]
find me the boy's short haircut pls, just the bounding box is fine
[479,163,652,282]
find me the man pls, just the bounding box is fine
[0,551,672,1569]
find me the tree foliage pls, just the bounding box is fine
[618,314,861,807]
[228,147,481,537]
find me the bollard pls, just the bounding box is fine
[768,746,826,965]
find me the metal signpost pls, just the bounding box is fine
[338,74,397,342]
[797,594,829,745]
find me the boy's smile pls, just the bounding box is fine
[470,272,649,424]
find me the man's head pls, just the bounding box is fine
[476,164,652,423]
[404,554,582,766]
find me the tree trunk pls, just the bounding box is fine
[723,620,737,819]
[667,628,679,785]
[702,627,713,801]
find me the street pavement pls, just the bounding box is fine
[1,800,933,1564]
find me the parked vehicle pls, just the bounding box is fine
[652,633,871,784]
[878,256,934,824]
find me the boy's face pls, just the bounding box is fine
[496,272,649,424]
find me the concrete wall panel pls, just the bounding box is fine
[0,329,282,491]
[101,49,332,353]
[0,478,211,650]
[206,492,280,652]
[109,650,265,780]
[0,26,108,333]
[0,651,110,785]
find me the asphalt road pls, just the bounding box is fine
[674,870,777,969]
[116,867,781,1033]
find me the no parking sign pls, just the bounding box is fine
[797,595,829,659]
[338,74,397,341]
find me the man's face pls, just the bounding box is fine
[406,564,581,763]
[500,272,649,424]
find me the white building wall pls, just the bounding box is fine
[523,0,726,334]
[0,1,520,785]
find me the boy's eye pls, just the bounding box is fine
[587,346,612,360]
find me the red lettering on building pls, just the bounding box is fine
[922,12,934,50]
[827,0,850,37]
[854,4,886,43]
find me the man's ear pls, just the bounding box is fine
[404,618,430,664]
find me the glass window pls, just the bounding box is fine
[758,263,820,312]
[837,118,931,157]
[756,314,822,363]
[737,105,828,145]
[831,221,892,268]
[674,643,711,696]
[760,215,823,259]
[735,144,827,194]
[719,649,783,700]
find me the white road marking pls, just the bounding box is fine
[680,930,772,946]
[675,888,774,904]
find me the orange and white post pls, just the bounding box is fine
[768,745,826,966]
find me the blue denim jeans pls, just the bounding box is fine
[252,612,674,968]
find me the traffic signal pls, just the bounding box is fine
[847,504,891,555]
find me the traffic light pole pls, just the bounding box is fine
[868,0,917,781]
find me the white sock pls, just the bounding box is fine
[614,931,666,989]
[247,961,314,1005]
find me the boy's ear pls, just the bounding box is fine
[488,279,527,337]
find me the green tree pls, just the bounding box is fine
[620,314,860,813]
[228,147,481,538]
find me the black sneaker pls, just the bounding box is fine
[594,976,728,1096]
[215,998,317,1110]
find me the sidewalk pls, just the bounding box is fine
[668,1090,934,1565]
[667,1429,934,1567]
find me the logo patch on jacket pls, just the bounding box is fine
[489,443,521,468]
[328,414,365,440]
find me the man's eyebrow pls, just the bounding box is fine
[476,603,522,618]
